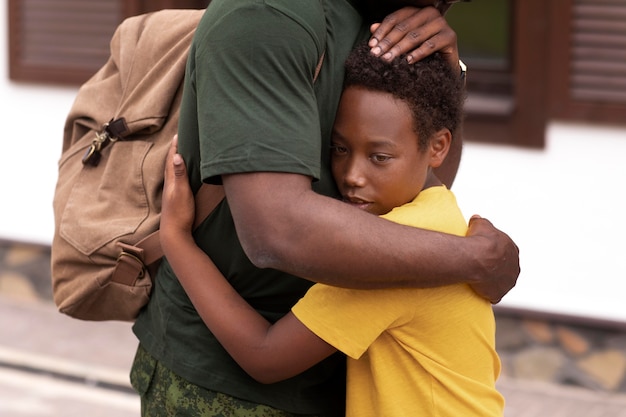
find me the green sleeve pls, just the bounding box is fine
[191,2,326,182]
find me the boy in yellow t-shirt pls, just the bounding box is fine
[160,43,505,416]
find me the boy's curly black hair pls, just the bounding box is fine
[343,43,465,150]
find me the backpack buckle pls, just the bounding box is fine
[81,118,129,167]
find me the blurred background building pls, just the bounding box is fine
[1,0,626,396]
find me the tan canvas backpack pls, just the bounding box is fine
[52,7,325,322]
[51,9,224,322]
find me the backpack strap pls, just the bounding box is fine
[112,184,225,286]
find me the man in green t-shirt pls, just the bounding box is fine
[131,1,520,416]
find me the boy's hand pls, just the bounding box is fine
[161,135,195,240]
[369,6,460,70]
[466,216,520,304]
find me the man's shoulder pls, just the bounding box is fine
[205,0,326,36]
[265,0,326,23]
[198,0,327,53]
[265,0,327,45]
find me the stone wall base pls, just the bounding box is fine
[2,240,625,393]
[495,307,626,393]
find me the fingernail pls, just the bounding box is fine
[406,55,413,64]
[382,52,393,60]
[369,38,378,47]
[371,46,381,56]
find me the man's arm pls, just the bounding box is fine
[223,172,519,303]
[218,5,518,302]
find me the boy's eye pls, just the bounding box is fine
[372,154,391,163]
[331,144,348,155]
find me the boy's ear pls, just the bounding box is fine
[429,128,452,168]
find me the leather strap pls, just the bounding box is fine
[112,184,225,285]
[112,244,146,286]
[314,51,325,82]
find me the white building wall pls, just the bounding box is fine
[1,2,625,322]
[0,0,77,243]
[453,125,626,322]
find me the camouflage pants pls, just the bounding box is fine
[130,344,319,417]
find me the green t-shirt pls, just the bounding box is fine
[133,0,367,415]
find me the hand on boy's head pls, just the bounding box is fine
[466,215,520,304]
[368,5,459,70]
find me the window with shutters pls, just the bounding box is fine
[444,0,626,147]
[447,0,550,148]
[548,0,626,124]
[8,0,210,85]
[8,0,623,146]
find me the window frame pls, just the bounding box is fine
[461,0,550,148]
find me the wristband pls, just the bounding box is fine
[459,59,467,86]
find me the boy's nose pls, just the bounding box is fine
[342,159,367,188]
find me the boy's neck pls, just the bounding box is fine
[423,171,443,190]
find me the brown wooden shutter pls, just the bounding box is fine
[549,0,626,123]
[8,0,210,85]
[8,0,123,85]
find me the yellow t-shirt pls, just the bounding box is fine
[292,186,504,416]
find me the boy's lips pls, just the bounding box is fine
[343,196,373,211]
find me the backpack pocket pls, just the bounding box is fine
[59,140,153,256]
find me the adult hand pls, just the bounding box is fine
[369,6,459,71]
[161,135,195,239]
[466,215,520,304]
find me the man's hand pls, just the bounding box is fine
[466,215,520,304]
[369,6,460,70]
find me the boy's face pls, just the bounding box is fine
[331,86,431,216]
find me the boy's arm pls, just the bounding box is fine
[163,230,337,384]
[161,138,337,384]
